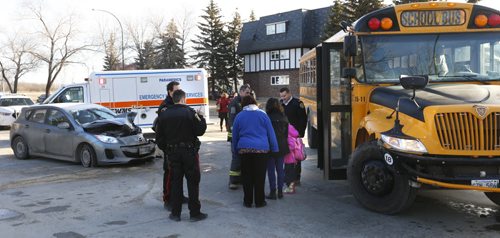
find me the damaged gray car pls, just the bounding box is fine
[10,103,156,167]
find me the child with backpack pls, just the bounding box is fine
[283,124,306,194]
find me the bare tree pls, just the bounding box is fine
[28,5,90,97]
[177,8,195,64]
[127,18,155,69]
[0,34,39,93]
[150,9,195,66]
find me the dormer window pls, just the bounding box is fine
[266,21,286,35]
[276,22,286,33]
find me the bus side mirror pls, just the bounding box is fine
[343,35,357,57]
[342,68,357,78]
[399,75,428,90]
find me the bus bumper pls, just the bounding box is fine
[381,148,500,192]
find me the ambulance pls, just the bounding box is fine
[43,68,210,131]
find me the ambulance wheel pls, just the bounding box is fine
[12,136,30,160]
[348,141,417,214]
[307,122,318,149]
[79,143,97,168]
[484,192,500,206]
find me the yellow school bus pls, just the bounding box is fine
[300,2,500,214]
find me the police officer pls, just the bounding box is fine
[156,89,207,222]
[227,84,252,190]
[154,81,187,210]
[157,81,180,114]
[279,87,307,185]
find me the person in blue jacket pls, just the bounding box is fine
[232,95,279,208]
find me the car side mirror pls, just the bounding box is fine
[57,122,71,129]
[400,75,428,90]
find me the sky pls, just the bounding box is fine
[0,0,498,88]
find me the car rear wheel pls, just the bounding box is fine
[484,192,500,206]
[12,136,29,160]
[79,144,97,168]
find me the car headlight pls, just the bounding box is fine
[381,134,427,153]
[95,135,119,144]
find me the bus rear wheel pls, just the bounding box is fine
[484,192,500,206]
[348,141,417,214]
[307,122,318,149]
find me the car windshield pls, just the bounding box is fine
[359,32,500,83]
[0,98,34,106]
[71,107,117,125]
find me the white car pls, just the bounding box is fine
[0,95,34,127]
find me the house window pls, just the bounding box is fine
[276,22,286,33]
[280,50,289,59]
[271,51,280,60]
[271,75,289,85]
[266,21,286,35]
[266,24,276,35]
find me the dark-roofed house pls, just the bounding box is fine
[237,6,331,98]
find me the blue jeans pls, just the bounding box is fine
[267,156,284,191]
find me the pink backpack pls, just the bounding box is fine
[292,137,306,161]
[285,125,306,163]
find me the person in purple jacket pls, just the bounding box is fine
[232,95,279,208]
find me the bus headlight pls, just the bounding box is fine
[381,134,427,153]
[95,135,119,144]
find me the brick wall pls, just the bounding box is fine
[243,69,300,99]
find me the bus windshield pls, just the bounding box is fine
[360,32,500,83]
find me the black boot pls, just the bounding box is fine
[265,189,277,200]
[277,189,283,199]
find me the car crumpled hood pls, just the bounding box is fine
[82,118,141,137]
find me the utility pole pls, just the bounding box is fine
[92,8,125,70]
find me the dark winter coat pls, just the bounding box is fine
[267,111,290,157]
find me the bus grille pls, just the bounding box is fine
[435,112,500,151]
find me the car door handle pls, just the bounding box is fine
[24,124,29,128]
[45,129,51,133]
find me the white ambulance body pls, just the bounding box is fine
[43,69,209,130]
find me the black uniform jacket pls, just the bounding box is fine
[282,97,307,138]
[155,104,207,150]
[157,95,174,114]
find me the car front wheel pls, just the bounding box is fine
[12,136,29,160]
[79,144,97,168]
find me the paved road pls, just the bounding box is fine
[1,122,500,237]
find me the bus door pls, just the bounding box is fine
[319,42,351,180]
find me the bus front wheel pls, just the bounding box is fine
[484,192,500,206]
[307,122,318,149]
[348,141,417,214]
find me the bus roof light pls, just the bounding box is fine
[475,14,488,28]
[368,17,380,31]
[381,17,393,30]
[488,14,500,27]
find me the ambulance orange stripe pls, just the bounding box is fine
[96,97,207,108]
